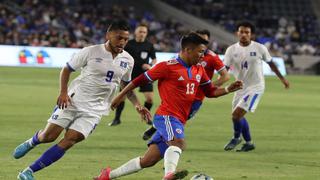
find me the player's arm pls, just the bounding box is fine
[57,66,73,109]
[201,80,243,98]
[120,80,140,107]
[112,62,166,109]
[112,74,150,110]
[267,61,290,89]
[213,68,230,87]
[118,80,152,122]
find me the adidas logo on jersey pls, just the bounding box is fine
[178,76,184,81]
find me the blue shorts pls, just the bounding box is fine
[148,115,184,157]
[188,100,202,120]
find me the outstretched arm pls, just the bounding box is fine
[111,74,149,110]
[268,61,290,89]
[111,75,152,122]
[119,80,140,108]
[201,80,243,98]
[57,67,73,109]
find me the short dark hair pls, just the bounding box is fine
[181,32,209,49]
[107,19,130,32]
[195,29,210,38]
[136,22,149,29]
[236,21,255,33]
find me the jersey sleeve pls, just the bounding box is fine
[67,47,90,71]
[200,67,211,86]
[212,55,226,72]
[261,45,272,62]
[144,61,168,81]
[223,46,233,68]
[121,56,134,82]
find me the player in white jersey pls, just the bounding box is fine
[13,20,151,180]
[223,21,290,152]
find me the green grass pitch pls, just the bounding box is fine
[0,66,319,179]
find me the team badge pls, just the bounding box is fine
[176,128,182,134]
[120,61,128,68]
[140,51,148,59]
[196,74,201,82]
[250,52,257,56]
[200,61,207,67]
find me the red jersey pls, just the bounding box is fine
[195,49,225,101]
[144,57,211,124]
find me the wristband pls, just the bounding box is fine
[225,86,229,93]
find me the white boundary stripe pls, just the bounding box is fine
[200,80,211,86]
[144,72,153,81]
[164,115,174,141]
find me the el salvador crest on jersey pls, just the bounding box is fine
[250,52,257,56]
[120,61,128,68]
[196,74,201,82]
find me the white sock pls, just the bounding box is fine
[164,146,182,175]
[109,157,142,179]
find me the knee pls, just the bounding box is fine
[58,136,83,150]
[232,112,243,121]
[38,132,58,143]
[169,139,186,151]
[145,97,153,104]
[140,156,159,168]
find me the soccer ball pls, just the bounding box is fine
[190,173,214,180]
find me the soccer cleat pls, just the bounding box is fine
[224,138,242,151]
[93,167,111,180]
[13,141,34,159]
[108,119,121,126]
[236,143,255,152]
[163,170,189,180]
[142,126,157,140]
[17,169,34,180]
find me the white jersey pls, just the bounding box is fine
[224,41,272,91]
[66,43,134,115]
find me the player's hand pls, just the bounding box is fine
[111,95,124,110]
[135,105,152,123]
[142,64,152,70]
[282,78,290,89]
[227,80,243,92]
[57,93,71,109]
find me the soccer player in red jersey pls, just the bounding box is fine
[142,29,230,140]
[94,32,243,180]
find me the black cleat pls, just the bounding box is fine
[108,119,121,126]
[142,126,157,140]
[224,138,242,151]
[236,143,255,152]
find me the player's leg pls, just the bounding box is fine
[141,83,157,139]
[18,111,99,179]
[109,87,125,126]
[108,100,125,126]
[224,107,247,151]
[154,115,188,179]
[94,142,163,180]
[142,83,154,124]
[13,107,67,159]
[236,93,262,152]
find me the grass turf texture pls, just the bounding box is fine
[0,66,319,179]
